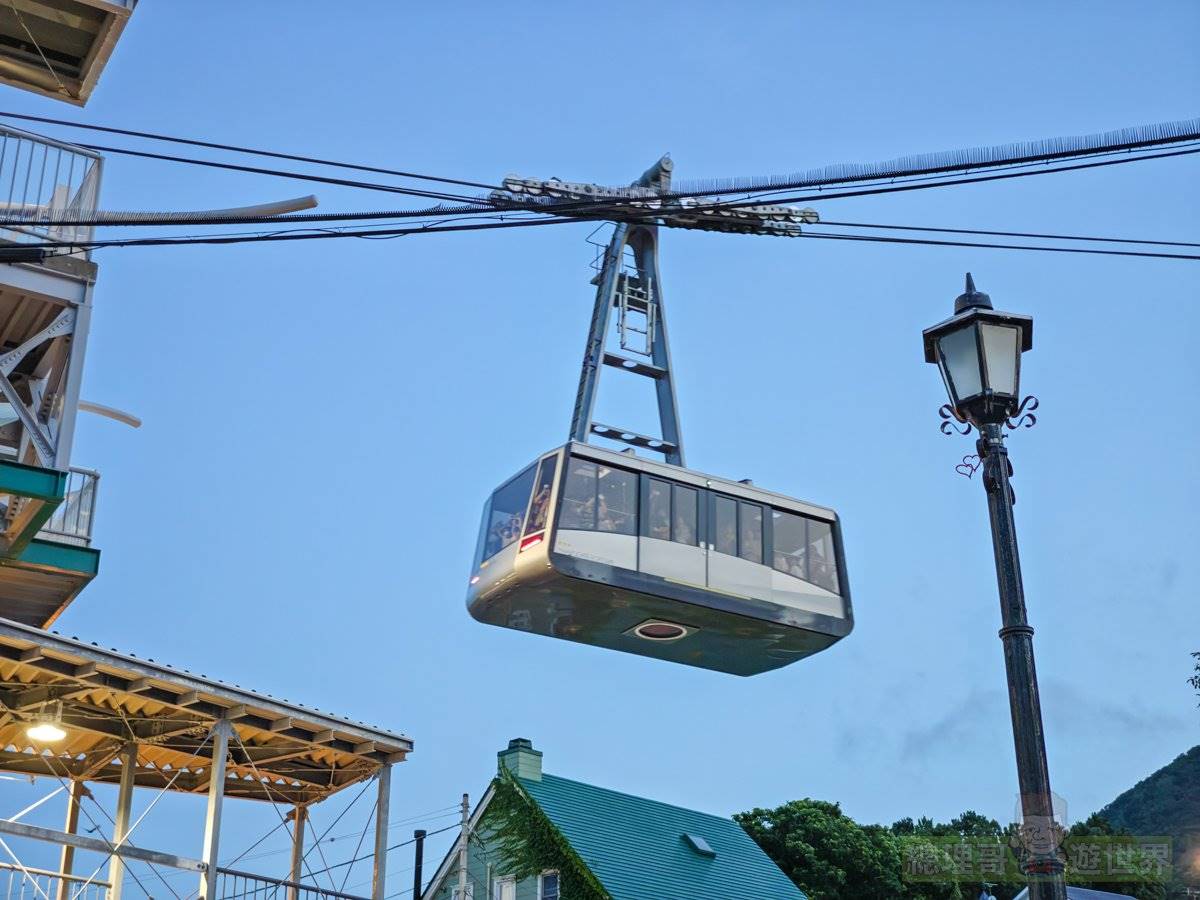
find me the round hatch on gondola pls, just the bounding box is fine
[631,620,692,641]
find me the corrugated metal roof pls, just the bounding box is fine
[0,617,412,803]
[519,773,807,900]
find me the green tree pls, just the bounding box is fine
[1190,651,1199,706]
[735,800,905,899]
[736,800,962,900]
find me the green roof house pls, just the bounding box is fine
[421,738,807,900]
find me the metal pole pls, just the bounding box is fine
[198,721,232,900]
[107,743,136,900]
[287,805,307,900]
[411,830,426,900]
[979,423,1066,900]
[454,794,468,900]
[55,781,83,900]
[371,766,391,900]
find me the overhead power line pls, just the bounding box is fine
[666,117,1200,198]
[797,230,1200,260]
[3,110,1194,205]
[502,145,1200,220]
[815,221,1200,249]
[5,142,1196,233]
[15,213,1198,261]
[0,110,501,191]
[75,143,485,204]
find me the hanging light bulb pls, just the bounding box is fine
[27,702,66,743]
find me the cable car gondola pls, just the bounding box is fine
[466,158,853,675]
[467,442,852,676]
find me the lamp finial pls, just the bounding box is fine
[955,272,993,313]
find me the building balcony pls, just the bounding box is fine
[0,461,99,628]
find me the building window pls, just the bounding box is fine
[538,872,559,900]
[492,876,515,900]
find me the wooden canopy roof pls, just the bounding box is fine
[0,618,412,804]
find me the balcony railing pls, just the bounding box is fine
[0,125,102,254]
[0,862,109,900]
[213,868,372,900]
[38,468,98,547]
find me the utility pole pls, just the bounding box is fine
[455,794,469,900]
[412,830,426,900]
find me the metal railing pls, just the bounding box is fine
[39,468,98,546]
[0,124,102,253]
[0,862,109,900]
[213,868,372,900]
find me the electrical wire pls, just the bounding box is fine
[797,229,1200,260]
[300,822,459,881]
[0,133,1193,239]
[18,214,1199,261]
[0,111,501,191]
[71,143,485,205]
[4,110,1194,203]
[813,220,1200,249]
[498,145,1200,221]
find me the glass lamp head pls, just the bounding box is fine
[923,274,1033,427]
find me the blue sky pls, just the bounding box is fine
[1,1,1197,895]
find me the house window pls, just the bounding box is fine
[538,871,560,900]
[492,876,515,900]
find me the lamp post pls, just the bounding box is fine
[923,274,1067,900]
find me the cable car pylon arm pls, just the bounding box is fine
[569,157,686,466]
[490,157,819,238]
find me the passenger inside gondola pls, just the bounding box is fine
[528,484,551,532]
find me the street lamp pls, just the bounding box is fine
[923,274,1067,900]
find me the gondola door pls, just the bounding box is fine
[638,475,706,591]
[706,492,772,601]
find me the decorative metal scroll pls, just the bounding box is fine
[939,404,972,436]
[1005,395,1039,430]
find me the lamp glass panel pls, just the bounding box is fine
[937,324,982,402]
[980,323,1020,396]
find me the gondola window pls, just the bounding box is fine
[646,479,699,546]
[560,457,637,535]
[524,457,558,535]
[480,464,537,561]
[714,496,738,555]
[739,502,764,563]
[673,485,698,546]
